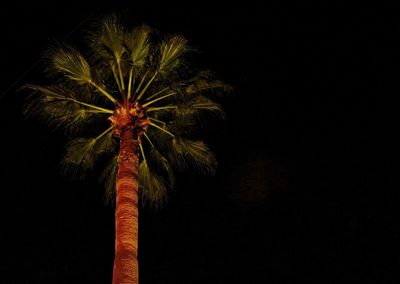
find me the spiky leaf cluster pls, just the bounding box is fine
[23,14,230,209]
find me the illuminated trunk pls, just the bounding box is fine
[112,126,140,284]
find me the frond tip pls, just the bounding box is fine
[90,14,126,62]
[158,35,189,73]
[100,154,119,205]
[61,128,115,179]
[126,25,152,67]
[168,138,218,175]
[138,161,169,209]
[23,84,111,134]
[48,46,92,84]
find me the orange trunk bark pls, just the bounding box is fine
[112,126,140,284]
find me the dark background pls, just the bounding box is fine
[0,1,395,283]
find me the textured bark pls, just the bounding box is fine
[112,126,140,284]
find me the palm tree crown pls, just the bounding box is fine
[24,14,230,208]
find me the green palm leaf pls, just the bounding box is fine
[168,138,217,175]
[61,128,115,178]
[178,95,225,118]
[138,160,168,209]
[182,71,232,95]
[125,25,152,68]
[48,46,92,84]
[23,85,111,133]
[148,145,175,187]
[158,35,189,73]
[24,13,229,210]
[90,14,126,63]
[185,79,233,96]
[100,154,119,205]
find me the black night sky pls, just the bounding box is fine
[0,1,396,283]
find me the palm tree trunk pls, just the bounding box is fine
[112,126,140,284]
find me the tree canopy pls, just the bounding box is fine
[23,14,231,209]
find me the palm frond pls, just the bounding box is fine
[24,14,228,210]
[24,84,113,112]
[158,35,189,73]
[100,154,119,205]
[136,71,159,101]
[46,45,117,103]
[149,122,175,137]
[89,15,127,92]
[138,160,168,210]
[143,136,175,187]
[23,85,111,134]
[146,105,177,113]
[186,95,226,118]
[90,14,126,63]
[142,92,175,107]
[145,95,224,132]
[144,86,170,102]
[125,25,152,67]
[168,138,217,175]
[185,79,233,96]
[164,95,226,119]
[61,127,116,178]
[48,46,92,84]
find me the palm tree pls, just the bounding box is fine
[23,14,230,284]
